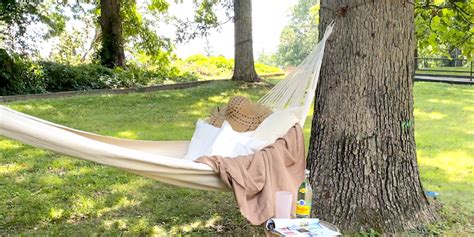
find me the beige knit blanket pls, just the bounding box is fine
[196,125,306,225]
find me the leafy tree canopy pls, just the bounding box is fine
[121,0,173,66]
[415,0,473,59]
[275,0,318,67]
[0,0,66,56]
[175,0,233,43]
[1,0,174,67]
[273,0,472,67]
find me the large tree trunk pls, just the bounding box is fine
[307,0,439,233]
[232,0,259,82]
[99,0,125,68]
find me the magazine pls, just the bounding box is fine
[265,218,341,236]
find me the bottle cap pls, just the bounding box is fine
[305,169,310,175]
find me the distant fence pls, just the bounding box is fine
[415,57,473,81]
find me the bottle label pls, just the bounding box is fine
[299,188,307,193]
[296,199,310,215]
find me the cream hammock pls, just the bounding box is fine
[0,24,334,192]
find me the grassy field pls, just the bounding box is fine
[0,81,473,235]
[414,82,474,234]
[416,66,472,77]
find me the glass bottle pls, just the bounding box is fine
[296,169,313,218]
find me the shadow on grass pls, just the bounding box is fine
[413,83,474,232]
[417,162,473,234]
[0,140,261,235]
[4,145,470,235]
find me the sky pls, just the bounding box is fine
[35,0,297,59]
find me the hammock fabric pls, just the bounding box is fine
[0,24,334,192]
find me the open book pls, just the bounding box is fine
[265,218,341,236]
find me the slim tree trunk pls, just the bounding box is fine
[307,0,438,233]
[82,26,101,62]
[99,0,125,68]
[232,0,259,82]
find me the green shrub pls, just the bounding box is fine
[40,62,108,91]
[0,51,282,96]
[176,55,233,79]
[39,62,174,92]
[255,63,284,74]
[0,49,47,95]
[175,54,283,80]
[0,51,191,95]
[166,69,199,83]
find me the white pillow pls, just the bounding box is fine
[208,121,267,158]
[184,119,221,160]
[253,108,300,144]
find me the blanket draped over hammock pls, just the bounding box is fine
[196,125,306,225]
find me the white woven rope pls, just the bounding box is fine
[258,23,334,125]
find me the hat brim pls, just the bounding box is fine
[208,102,272,132]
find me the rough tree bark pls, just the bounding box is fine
[232,0,259,82]
[99,0,125,68]
[307,0,439,233]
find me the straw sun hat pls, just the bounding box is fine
[208,96,273,132]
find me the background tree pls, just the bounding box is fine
[307,0,439,233]
[0,0,65,56]
[176,0,259,82]
[256,49,278,66]
[98,0,171,69]
[99,0,125,68]
[231,0,258,82]
[276,0,319,67]
[121,0,173,68]
[270,0,472,67]
[415,0,473,59]
[50,29,90,65]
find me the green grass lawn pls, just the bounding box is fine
[414,82,474,234]
[416,66,472,77]
[0,81,473,235]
